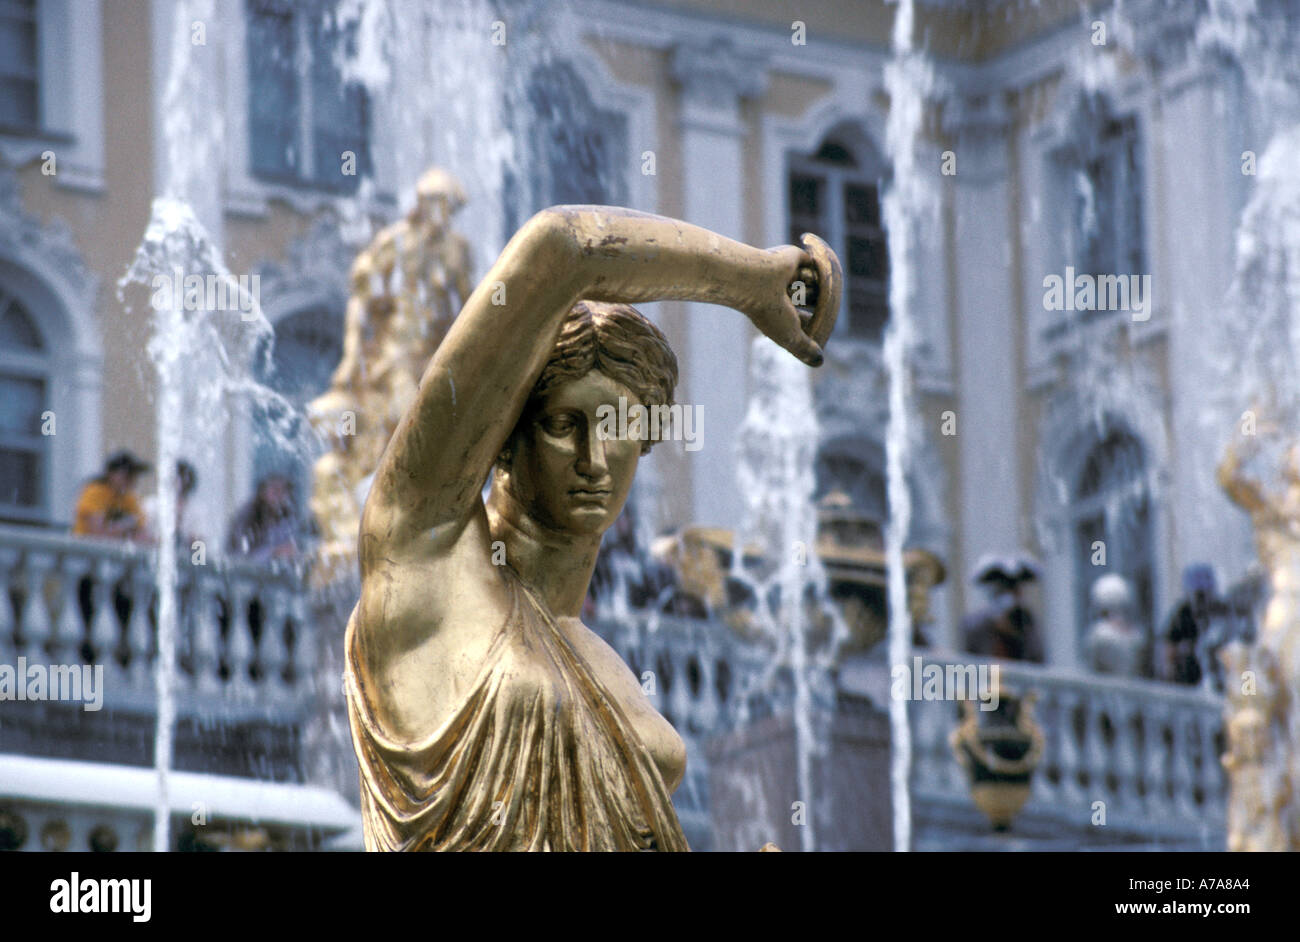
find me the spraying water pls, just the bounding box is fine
[120,0,312,851]
[881,0,936,853]
[734,338,836,852]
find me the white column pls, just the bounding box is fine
[1157,56,1255,592]
[670,38,765,530]
[945,95,1023,634]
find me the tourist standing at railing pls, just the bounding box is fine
[1160,564,1228,688]
[962,555,1044,663]
[71,450,152,642]
[1084,573,1148,677]
[72,450,151,541]
[141,459,203,548]
[226,474,305,563]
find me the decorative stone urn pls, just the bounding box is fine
[949,680,1043,830]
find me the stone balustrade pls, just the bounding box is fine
[0,523,314,715]
[595,610,1227,846]
[0,523,1231,847]
[909,653,1227,843]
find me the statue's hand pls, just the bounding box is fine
[744,245,829,368]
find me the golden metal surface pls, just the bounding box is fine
[308,168,473,587]
[342,205,838,850]
[950,682,1043,831]
[1218,430,1300,850]
[1219,641,1290,851]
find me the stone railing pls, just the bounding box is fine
[593,609,773,849]
[909,653,1227,843]
[0,523,314,716]
[595,609,773,737]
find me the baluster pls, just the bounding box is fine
[288,590,314,695]
[1088,695,1115,811]
[125,562,155,687]
[1055,688,1086,805]
[671,650,692,731]
[1199,708,1225,813]
[1030,685,1060,805]
[18,549,54,660]
[53,553,88,663]
[1169,710,1198,820]
[225,577,253,698]
[190,569,222,696]
[1141,701,1171,818]
[695,653,719,734]
[89,557,126,682]
[1111,695,1140,812]
[0,545,17,663]
[175,559,196,677]
[259,584,291,694]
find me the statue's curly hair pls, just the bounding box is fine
[500,300,678,463]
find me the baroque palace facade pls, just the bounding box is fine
[0,0,1269,849]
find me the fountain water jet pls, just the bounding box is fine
[881,0,937,854]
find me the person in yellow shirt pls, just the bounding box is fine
[73,450,151,541]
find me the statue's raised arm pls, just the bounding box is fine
[361,205,831,562]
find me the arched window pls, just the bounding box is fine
[1050,95,1145,292]
[1071,427,1154,641]
[788,129,890,342]
[0,288,49,523]
[502,62,629,243]
[252,304,344,507]
[245,0,371,192]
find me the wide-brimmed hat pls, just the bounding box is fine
[972,553,1040,588]
[104,449,151,476]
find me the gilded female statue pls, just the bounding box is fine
[344,206,839,851]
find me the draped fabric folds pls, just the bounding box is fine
[344,569,689,851]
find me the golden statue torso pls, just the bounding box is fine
[344,507,687,851]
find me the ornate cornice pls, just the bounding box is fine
[671,36,767,132]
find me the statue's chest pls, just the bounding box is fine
[500,616,686,793]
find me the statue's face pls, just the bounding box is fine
[505,370,641,538]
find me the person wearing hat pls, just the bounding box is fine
[961,554,1045,662]
[73,449,151,541]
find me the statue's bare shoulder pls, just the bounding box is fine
[352,499,512,741]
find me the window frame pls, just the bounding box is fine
[787,144,890,343]
[0,0,104,191]
[240,0,373,198]
[0,288,51,524]
[1069,428,1156,649]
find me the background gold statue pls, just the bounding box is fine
[308,168,473,586]
[343,205,839,851]
[1218,415,1300,849]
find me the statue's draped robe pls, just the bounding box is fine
[344,569,689,851]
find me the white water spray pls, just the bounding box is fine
[882,0,936,854]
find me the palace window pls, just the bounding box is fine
[502,62,628,243]
[1071,427,1154,646]
[1057,101,1145,282]
[0,289,49,524]
[789,134,889,342]
[246,0,370,193]
[0,0,39,132]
